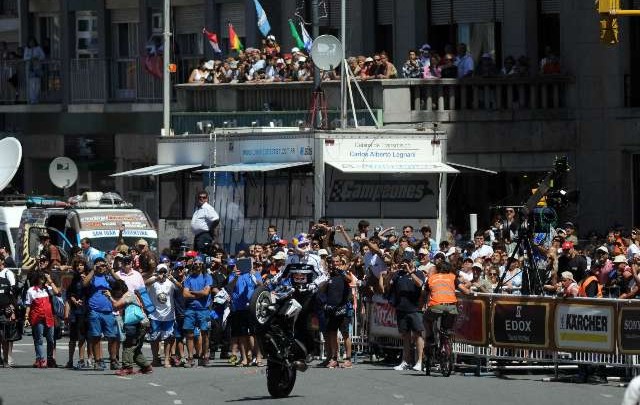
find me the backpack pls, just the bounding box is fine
[0,273,15,307]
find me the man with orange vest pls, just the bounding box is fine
[578,263,603,298]
[424,261,461,346]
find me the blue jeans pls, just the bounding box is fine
[32,321,54,360]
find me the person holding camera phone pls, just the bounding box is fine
[385,247,425,372]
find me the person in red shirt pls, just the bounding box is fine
[24,270,60,368]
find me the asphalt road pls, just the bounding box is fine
[0,339,626,405]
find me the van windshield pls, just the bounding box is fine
[89,236,158,254]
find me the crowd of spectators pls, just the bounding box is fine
[1,205,633,381]
[186,36,563,85]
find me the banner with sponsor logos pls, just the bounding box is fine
[368,295,401,338]
[454,294,489,346]
[554,301,615,353]
[491,297,552,349]
[618,304,640,354]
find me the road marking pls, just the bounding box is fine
[392,394,404,399]
[173,401,182,405]
[601,394,613,398]
[116,376,132,380]
[166,391,177,396]
[148,382,161,387]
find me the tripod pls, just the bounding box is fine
[494,212,544,295]
[307,88,328,129]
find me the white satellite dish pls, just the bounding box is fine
[49,157,78,189]
[310,35,343,71]
[0,137,22,192]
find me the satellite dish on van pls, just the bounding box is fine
[49,157,78,189]
[0,137,22,192]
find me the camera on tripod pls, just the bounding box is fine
[545,156,579,209]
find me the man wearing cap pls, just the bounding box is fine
[145,263,182,368]
[459,258,475,282]
[558,271,579,297]
[564,222,579,245]
[191,190,220,253]
[39,233,62,270]
[558,241,587,283]
[182,257,212,367]
[417,248,434,275]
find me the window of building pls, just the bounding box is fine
[76,11,98,59]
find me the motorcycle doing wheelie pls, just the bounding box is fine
[249,263,318,398]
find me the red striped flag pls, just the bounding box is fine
[202,28,221,53]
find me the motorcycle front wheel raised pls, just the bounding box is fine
[266,360,297,398]
[249,286,274,332]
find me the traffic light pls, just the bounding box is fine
[598,0,619,14]
[600,15,619,44]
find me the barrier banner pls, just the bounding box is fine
[491,297,551,349]
[368,295,400,338]
[454,294,488,346]
[618,304,640,354]
[554,301,615,353]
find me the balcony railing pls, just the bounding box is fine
[175,76,573,123]
[0,59,62,104]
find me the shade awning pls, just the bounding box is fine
[196,162,311,173]
[446,162,498,174]
[110,164,201,177]
[325,161,459,174]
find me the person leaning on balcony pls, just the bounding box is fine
[440,54,458,79]
[454,43,474,78]
[188,59,211,84]
[401,50,423,79]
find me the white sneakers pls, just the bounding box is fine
[393,361,409,371]
[393,361,423,371]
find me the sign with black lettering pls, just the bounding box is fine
[491,300,550,348]
[619,306,640,354]
[554,302,615,352]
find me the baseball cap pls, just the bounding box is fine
[156,264,168,273]
[561,271,574,281]
[613,255,627,264]
[418,248,430,256]
[278,239,288,246]
[432,251,445,260]
[272,251,287,260]
[596,246,609,254]
[365,57,374,62]
[121,255,133,264]
[318,249,329,256]
[561,241,574,250]
[291,47,300,53]
[445,246,459,257]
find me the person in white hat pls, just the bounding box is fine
[558,271,578,297]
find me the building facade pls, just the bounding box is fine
[0,0,638,241]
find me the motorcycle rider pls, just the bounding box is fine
[269,234,328,365]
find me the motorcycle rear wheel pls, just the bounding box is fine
[266,360,297,398]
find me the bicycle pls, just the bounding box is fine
[424,310,455,377]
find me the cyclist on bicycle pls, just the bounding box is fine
[423,261,461,346]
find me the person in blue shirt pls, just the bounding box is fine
[80,238,104,270]
[182,258,212,368]
[226,259,260,367]
[81,257,120,370]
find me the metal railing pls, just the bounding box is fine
[0,59,62,104]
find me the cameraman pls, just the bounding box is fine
[385,248,425,372]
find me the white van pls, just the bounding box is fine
[17,192,157,270]
[0,197,26,263]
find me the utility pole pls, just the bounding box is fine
[162,0,171,136]
[340,0,347,129]
[312,0,321,88]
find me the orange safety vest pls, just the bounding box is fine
[578,275,603,298]
[428,273,457,307]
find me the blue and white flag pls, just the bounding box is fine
[254,0,271,37]
[300,22,313,52]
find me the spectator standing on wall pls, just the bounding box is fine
[191,190,220,253]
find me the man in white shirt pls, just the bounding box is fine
[191,191,220,253]
[117,256,145,293]
[145,264,182,367]
[470,231,493,261]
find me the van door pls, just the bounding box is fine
[21,225,47,270]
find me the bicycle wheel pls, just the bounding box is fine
[440,337,454,377]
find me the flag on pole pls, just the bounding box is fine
[288,19,305,50]
[253,0,271,37]
[202,28,221,53]
[300,22,313,52]
[228,23,244,51]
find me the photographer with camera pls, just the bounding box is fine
[385,248,425,372]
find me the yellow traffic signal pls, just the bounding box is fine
[598,0,620,14]
[600,15,619,44]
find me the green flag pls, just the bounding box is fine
[288,19,305,49]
